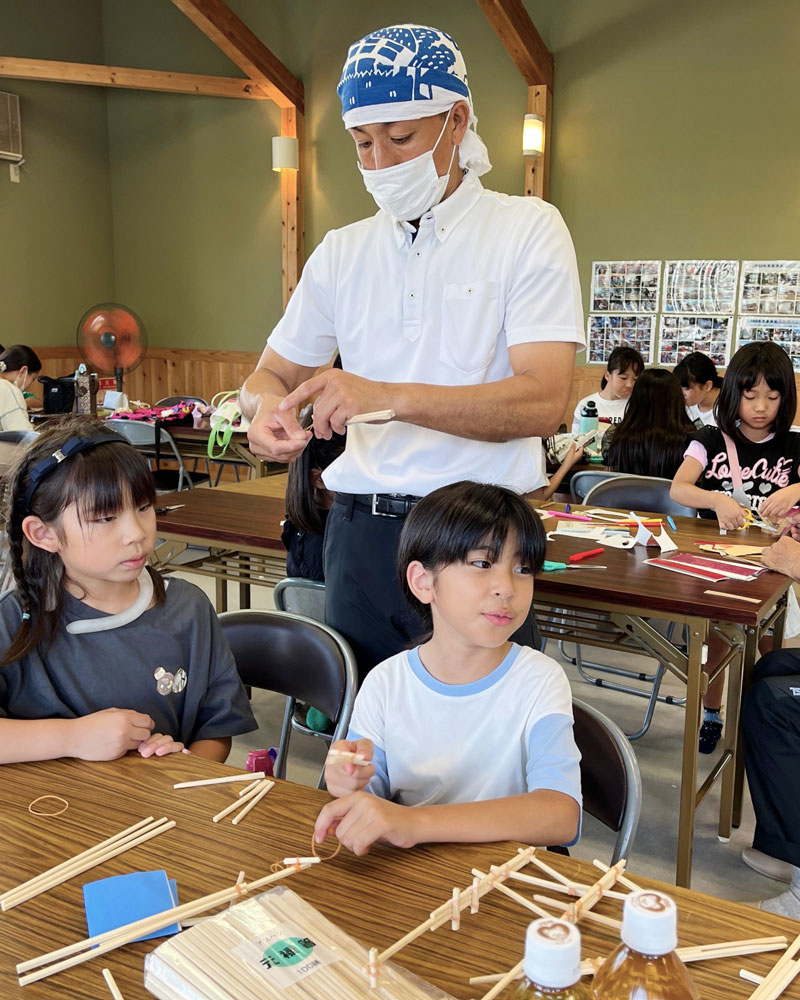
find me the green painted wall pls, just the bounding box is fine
[3,1,800,353]
[0,0,114,349]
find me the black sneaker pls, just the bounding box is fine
[699,718,723,754]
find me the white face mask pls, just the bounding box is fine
[358,111,457,221]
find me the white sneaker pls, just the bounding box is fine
[742,847,793,883]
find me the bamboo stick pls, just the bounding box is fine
[2,819,175,910]
[16,864,311,985]
[532,893,623,930]
[102,967,124,999]
[592,857,640,892]
[748,931,800,1000]
[507,869,627,900]
[231,780,274,825]
[476,958,525,1000]
[564,861,626,920]
[173,771,266,789]
[529,853,576,887]
[471,868,552,920]
[211,781,264,822]
[0,816,156,908]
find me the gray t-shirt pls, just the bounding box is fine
[0,578,257,745]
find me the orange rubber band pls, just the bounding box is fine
[28,795,68,817]
[310,829,341,862]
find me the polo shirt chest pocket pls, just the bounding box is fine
[440,281,502,375]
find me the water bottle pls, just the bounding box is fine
[511,919,592,999]
[579,400,599,435]
[592,890,699,1000]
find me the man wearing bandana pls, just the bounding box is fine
[242,25,585,678]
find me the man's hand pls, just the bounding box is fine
[138,732,185,758]
[762,536,800,580]
[280,370,390,439]
[246,392,311,463]
[314,792,421,855]
[324,738,375,797]
[72,709,155,761]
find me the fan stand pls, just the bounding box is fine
[115,367,124,393]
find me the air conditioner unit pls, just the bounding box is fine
[0,92,22,162]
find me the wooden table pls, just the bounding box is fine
[533,503,791,887]
[169,424,276,481]
[1,754,797,1000]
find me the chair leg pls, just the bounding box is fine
[274,697,294,780]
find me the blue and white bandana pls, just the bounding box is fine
[338,24,492,176]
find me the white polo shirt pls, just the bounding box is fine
[268,170,585,496]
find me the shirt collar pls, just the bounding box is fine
[391,169,483,249]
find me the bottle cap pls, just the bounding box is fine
[621,890,678,956]
[523,918,582,989]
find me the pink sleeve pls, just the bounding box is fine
[685,440,708,469]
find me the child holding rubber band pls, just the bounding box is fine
[0,419,256,765]
[314,481,581,855]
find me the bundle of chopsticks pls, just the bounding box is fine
[172,771,275,826]
[0,816,175,911]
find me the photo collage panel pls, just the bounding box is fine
[590,260,660,313]
[737,318,800,373]
[658,316,732,367]
[587,314,655,364]
[739,261,800,316]
[662,260,739,315]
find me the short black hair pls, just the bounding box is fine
[716,341,797,439]
[397,481,546,632]
[600,346,645,390]
[0,345,42,374]
[673,352,722,390]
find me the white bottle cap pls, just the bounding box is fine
[621,890,678,956]
[523,918,582,989]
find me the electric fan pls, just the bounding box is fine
[76,302,147,392]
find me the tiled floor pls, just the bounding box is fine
[176,567,792,905]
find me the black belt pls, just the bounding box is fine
[334,492,422,518]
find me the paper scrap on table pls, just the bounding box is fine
[653,527,678,554]
[83,870,180,943]
[630,512,657,547]
[553,522,637,547]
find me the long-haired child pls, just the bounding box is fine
[673,351,722,428]
[671,341,800,752]
[602,368,694,478]
[0,420,256,764]
[571,345,644,432]
[314,481,581,854]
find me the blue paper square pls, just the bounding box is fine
[83,870,180,943]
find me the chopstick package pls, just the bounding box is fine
[143,886,454,999]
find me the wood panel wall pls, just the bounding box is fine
[33,346,261,407]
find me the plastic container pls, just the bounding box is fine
[592,890,699,999]
[511,919,592,999]
[578,400,599,434]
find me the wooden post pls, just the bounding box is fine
[280,107,304,306]
[524,84,551,200]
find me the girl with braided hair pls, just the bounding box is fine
[0,419,255,764]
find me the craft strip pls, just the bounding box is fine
[16,864,313,986]
[173,771,266,789]
[345,409,395,425]
[1,817,174,911]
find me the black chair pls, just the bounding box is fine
[106,418,211,492]
[573,698,641,864]
[563,475,692,739]
[219,609,357,787]
[273,577,326,622]
[570,469,626,504]
[155,396,208,408]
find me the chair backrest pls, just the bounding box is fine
[218,609,357,781]
[106,418,189,487]
[155,396,208,407]
[572,698,641,864]
[273,577,326,622]
[0,429,38,447]
[583,474,695,517]
[570,469,626,504]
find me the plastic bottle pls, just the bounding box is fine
[592,890,699,1000]
[578,400,599,434]
[511,918,592,999]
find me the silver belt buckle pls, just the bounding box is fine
[371,494,389,517]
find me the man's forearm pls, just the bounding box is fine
[240,368,292,421]
[391,373,568,441]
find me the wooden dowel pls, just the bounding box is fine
[476,958,525,1000]
[3,819,174,910]
[741,969,765,986]
[173,771,266,789]
[564,861,626,921]
[533,894,622,930]
[102,967,124,999]
[0,816,155,907]
[325,749,371,766]
[211,781,264,822]
[507,869,627,900]
[592,857,640,892]
[231,780,274,825]
[529,853,576,887]
[345,409,395,425]
[748,931,800,1000]
[704,589,761,604]
[16,864,311,984]
[472,868,552,920]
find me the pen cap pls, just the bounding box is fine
[621,890,678,956]
[523,918,582,988]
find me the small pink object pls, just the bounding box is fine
[245,749,276,776]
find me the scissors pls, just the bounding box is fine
[155,504,185,515]
[543,548,607,572]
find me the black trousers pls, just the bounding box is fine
[323,496,541,684]
[742,647,800,868]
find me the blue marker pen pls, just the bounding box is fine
[667,515,677,531]
[565,503,571,514]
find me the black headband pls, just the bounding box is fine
[24,434,126,513]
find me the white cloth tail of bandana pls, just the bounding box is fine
[338,24,492,177]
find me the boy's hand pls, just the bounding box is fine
[73,709,155,761]
[138,733,185,758]
[314,792,421,855]
[714,494,747,530]
[324,738,375,797]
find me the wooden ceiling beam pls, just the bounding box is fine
[0,56,268,100]
[170,0,303,112]
[476,0,554,90]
